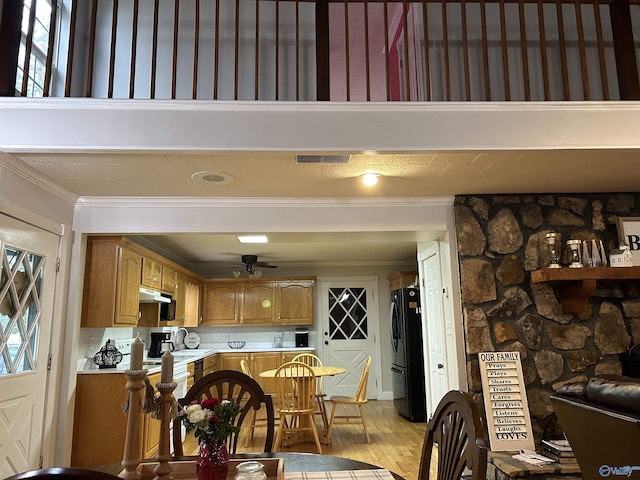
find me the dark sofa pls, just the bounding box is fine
[550,375,640,480]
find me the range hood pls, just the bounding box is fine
[139,287,171,303]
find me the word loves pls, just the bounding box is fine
[478,351,535,451]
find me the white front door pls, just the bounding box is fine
[318,277,379,398]
[418,243,448,417]
[0,213,59,476]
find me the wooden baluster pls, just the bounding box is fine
[537,0,551,100]
[518,0,531,101]
[193,0,200,99]
[130,0,139,99]
[43,0,58,97]
[574,0,590,99]
[592,0,609,100]
[421,0,431,101]
[461,0,471,101]
[108,0,119,99]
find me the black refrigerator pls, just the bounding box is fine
[390,287,426,422]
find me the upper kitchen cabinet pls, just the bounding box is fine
[141,257,162,290]
[202,277,315,326]
[240,281,276,324]
[81,237,141,327]
[276,279,315,324]
[161,266,177,294]
[203,281,241,325]
[174,273,202,327]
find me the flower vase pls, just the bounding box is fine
[196,439,230,480]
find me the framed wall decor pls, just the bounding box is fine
[616,217,640,266]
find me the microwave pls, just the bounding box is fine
[160,295,176,321]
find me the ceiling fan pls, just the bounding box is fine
[235,255,278,277]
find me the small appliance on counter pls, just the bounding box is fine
[295,327,308,347]
[149,331,174,358]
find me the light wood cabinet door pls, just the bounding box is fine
[184,276,201,327]
[142,372,162,459]
[82,239,141,327]
[276,280,314,324]
[240,282,275,324]
[203,282,240,325]
[218,352,247,372]
[141,257,162,289]
[161,267,177,294]
[115,248,142,325]
[204,354,219,376]
[173,272,187,324]
[250,352,281,396]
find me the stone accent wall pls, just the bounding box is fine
[455,193,640,444]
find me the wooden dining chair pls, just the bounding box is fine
[326,355,372,443]
[172,369,275,457]
[273,361,323,454]
[418,390,488,480]
[291,352,329,431]
[3,468,122,480]
[240,358,279,445]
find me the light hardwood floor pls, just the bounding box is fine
[184,400,427,480]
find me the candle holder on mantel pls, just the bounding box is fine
[545,232,561,268]
[567,240,584,268]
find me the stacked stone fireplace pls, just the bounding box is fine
[455,193,640,443]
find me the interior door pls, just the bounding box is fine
[419,243,448,417]
[319,278,378,398]
[0,213,59,476]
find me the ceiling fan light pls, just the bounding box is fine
[237,235,268,243]
[361,173,380,187]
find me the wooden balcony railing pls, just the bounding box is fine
[1,0,639,101]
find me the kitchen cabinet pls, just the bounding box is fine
[141,257,162,289]
[276,280,314,324]
[81,237,141,327]
[184,276,201,327]
[240,281,276,324]
[203,277,315,326]
[203,282,241,325]
[218,350,308,397]
[161,266,177,294]
[387,271,418,291]
[186,362,195,390]
[203,354,218,376]
[142,372,161,459]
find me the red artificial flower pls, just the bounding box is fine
[209,415,219,424]
[201,398,220,410]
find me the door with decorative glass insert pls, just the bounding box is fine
[320,278,378,398]
[0,213,58,476]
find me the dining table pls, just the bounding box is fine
[97,452,404,480]
[259,365,347,444]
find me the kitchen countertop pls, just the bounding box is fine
[77,343,315,374]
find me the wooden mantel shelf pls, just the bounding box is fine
[531,266,640,313]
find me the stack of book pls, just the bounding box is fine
[539,439,578,464]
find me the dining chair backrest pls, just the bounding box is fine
[418,390,488,480]
[172,369,275,457]
[291,353,324,390]
[3,468,122,480]
[240,358,252,377]
[274,361,317,412]
[354,355,372,402]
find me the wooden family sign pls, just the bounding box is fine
[478,351,535,452]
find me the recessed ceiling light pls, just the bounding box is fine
[361,173,380,187]
[237,235,269,244]
[192,171,235,185]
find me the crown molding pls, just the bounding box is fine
[0,154,79,206]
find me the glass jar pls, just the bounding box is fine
[234,461,267,480]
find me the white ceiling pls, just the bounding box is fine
[9,148,640,269]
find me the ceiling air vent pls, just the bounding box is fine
[296,155,350,164]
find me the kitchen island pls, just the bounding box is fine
[72,344,314,468]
